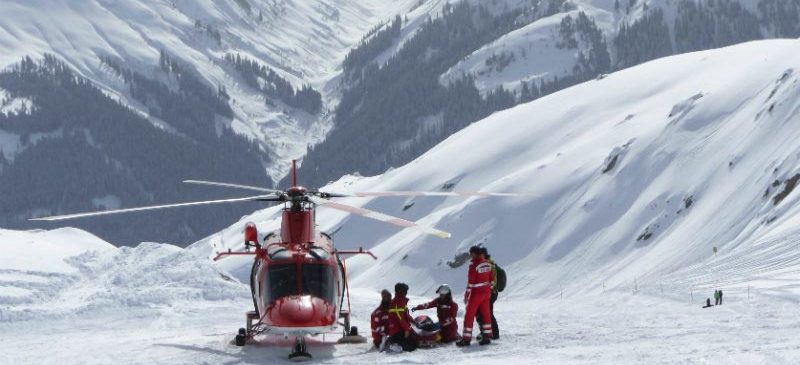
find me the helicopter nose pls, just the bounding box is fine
[278,296,316,323]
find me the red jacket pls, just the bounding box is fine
[465,257,494,303]
[387,295,413,336]
[413,297,459,342]
[370,305,389,346]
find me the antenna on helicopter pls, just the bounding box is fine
[292,159,298,187]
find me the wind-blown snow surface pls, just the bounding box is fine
[4,40,800,364]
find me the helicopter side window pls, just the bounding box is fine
[264,264,297,304]
[302,264,335,304]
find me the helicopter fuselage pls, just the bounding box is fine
[250,204,345,334]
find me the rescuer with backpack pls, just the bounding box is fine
[456,246,494,347]
[476,247,505,340]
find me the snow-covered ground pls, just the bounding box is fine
[4,39,800,363]
[2,232,799,364]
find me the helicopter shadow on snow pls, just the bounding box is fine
[154,335,339,364]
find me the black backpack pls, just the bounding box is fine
[495,265,507,292]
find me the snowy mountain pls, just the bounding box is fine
[3,0,798,246]
[0,0,430,245]
[203,39,800,299]
[4,39,800,364]
[0,0,420,175]
[296,0,800,189]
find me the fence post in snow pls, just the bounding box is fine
[690,287,694,302]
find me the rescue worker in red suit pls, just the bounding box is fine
[476,247,500,340]
[386,282,418,351]
[456,246,494,346]
[411,284,459,343]
[370,289,392,348]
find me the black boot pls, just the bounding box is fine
[479,337,491,346]
[455,339,471,347]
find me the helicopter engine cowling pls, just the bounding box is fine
[281,210,314,243]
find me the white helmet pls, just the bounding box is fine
[436,284,451,295]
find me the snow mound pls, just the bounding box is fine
[0,228,246,322]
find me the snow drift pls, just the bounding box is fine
[0,228,246,322]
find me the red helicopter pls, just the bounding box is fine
[31,161,525,360]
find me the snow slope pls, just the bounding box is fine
[439,2,616,93]
[0,0,421,180]
[200,39,800,300]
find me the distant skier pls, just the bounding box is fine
[371,289,392,349]
[714,290,721,306]
[386,283,418,352]
[411,284,459,343]
[703,298,713,308]
[456,246,494,347]
[719,290,723,305]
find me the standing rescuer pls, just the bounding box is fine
[476,247,503,340]
[411,284,459,343]
[370,289,392,349]
[387,282,418,351]
[457,246,494,347]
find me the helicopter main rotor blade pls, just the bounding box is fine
[183,180,283,194]
[329,191,533,198]
[306,195,451,239]
[29,195,277,221]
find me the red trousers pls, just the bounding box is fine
[462,289,492,340]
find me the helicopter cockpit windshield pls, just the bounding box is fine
[302,264,335,303]
[265,263,335,305]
